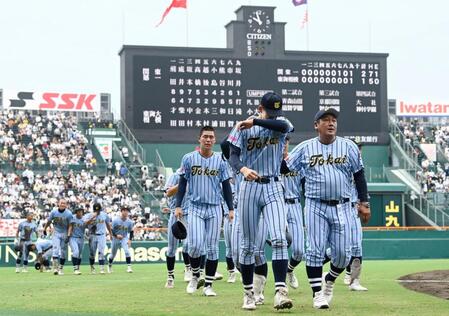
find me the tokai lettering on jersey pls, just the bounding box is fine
[191,166,219,176]
[309,154,347,167]
[247,137,280,151]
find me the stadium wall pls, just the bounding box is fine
[1,231,448,266]
[142,144,390,171]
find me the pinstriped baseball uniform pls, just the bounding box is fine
[286,136,363,268]
[228,116,293,265]
[17,220,37,262]
[69,215,87,259]
[350,186,363,257]
[179,151,231,260]
[48,209,73,259]
[110,217,134,259]
[283,170,305,262]
[165,171,190,257]
[85,211,110,262]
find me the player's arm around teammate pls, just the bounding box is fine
[228,92,294,311]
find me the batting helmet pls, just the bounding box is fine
[93,202,102,212]
[171,220,187,240]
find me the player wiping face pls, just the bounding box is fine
[227,92,294,311]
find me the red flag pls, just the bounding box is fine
[156,0,187,27]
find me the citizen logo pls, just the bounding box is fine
[246,33,272,40]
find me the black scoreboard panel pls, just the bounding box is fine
[132,54,388,144]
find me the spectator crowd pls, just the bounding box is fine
[0,110,164,240]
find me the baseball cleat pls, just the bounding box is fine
[313,290,329,309]
[58,270,64,276]
[21,267,29,273]
[202,286,217,296]
[187,277,199,294]
[99,269,105,275]
[287,271,299,289]
[196,277,205,289]
[242,290,257,310]
[349,279,368,291]
[184,268,192,282]
[214,271,223,281]
[227,271,237,283]
[274,287,293,310]
[126,266,133,273]
[322,275,335,304]
[107,265,113,274]
[344,274,351,285]
[165,278,175,289]
[15,267,21,273]
[74,270,82,275]
[90,266,96,274]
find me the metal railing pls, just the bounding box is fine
[406,194,449,228]
[389,116,423,174]
[116,120,146,164]
[155,149,165,170]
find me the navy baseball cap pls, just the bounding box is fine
[261,92,283,117]
[314,108,339,122]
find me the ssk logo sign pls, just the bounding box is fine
[3,90,100,113]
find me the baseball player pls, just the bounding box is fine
[28,239,53,272]
[108,206,134,273]
[67,207,87,275]
[85,202,112,274]
[43,198,73,275]
[175,126,234,297]
[15,212,38,273]
[282,137,305,290]
[227,92,293,310]
[283,108,371,309]
[164,168,191,289]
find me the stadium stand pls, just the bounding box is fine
[0,110,165,240]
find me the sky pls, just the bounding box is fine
[0,0,448,118]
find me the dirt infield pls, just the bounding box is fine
[398,270,449,299]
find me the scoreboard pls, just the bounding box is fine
[120,6,389,144]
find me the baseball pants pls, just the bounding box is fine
[69,237,84,259]
[287,201,305,262]
[231,209,241,265]
[52,232,68,259]
[110,237,131,259]
[238,180,288,265]
[350,204,363,257]
[89,234,106,261]
[304,198,352,269]
[223,214,233,259]
[188,203,222,260]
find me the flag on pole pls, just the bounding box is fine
[300,8,308,29]
[292,0,307,6]
[156,0,187,27]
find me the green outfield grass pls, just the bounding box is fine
[1,259,449,316]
